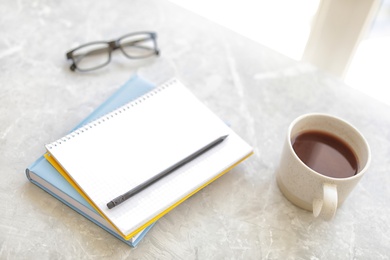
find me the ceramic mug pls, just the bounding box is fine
[276,113,371,220]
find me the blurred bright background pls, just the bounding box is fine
[170,0,390,106]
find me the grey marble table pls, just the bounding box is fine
[1,0,390,259]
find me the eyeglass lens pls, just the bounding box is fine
[119,33,157,58]
[72,43,111,71]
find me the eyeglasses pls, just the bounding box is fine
[66,32,159,72]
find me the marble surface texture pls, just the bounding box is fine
[1,0,390,259]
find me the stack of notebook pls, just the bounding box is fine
[26,75,253,246]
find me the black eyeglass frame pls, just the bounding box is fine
[66,31,159,72]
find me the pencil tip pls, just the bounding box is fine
[107,201,115,209]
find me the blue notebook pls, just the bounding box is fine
[26,75,156,247]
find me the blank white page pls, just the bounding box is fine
[46,78,253,238]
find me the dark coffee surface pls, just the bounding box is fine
[292,130,358,178]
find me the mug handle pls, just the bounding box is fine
[312,183,337,220]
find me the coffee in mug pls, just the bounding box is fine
[292,130,358,179]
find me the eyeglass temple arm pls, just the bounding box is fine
[112,38,156,48]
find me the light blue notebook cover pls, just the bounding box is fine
[26,75,156,247]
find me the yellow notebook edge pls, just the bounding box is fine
[44,150,254,240]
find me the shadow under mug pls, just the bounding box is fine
[276,113,371,220]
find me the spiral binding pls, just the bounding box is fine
[46,78,178,150]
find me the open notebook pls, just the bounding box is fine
[45,78,253,240]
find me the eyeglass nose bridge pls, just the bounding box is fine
[108,40,121,51]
